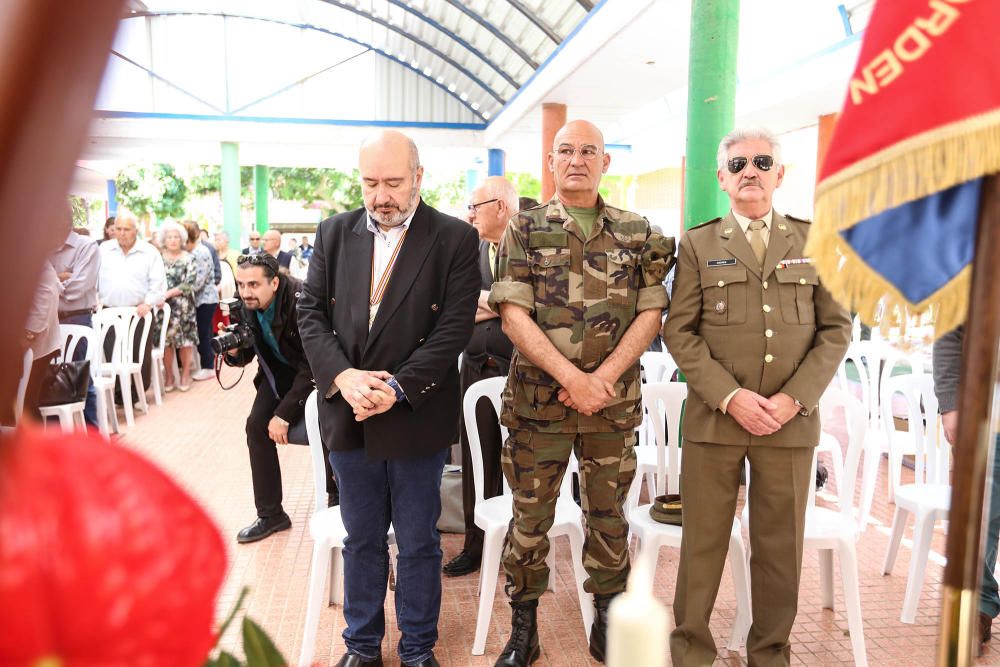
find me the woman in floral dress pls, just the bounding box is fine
[158,222,198,390]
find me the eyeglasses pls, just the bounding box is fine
[552,144,602,161]
[467,198,499,213]
[726,154,775,174]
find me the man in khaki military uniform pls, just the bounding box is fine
[489,120,675,667]
[663,128,851,667]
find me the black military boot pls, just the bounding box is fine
[494,600,540,667]
[589,592,619,663]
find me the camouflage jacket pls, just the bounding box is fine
[489,196,675,433]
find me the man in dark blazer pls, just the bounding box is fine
[298,130,480,667]
[241,230,262,255]
[443,176,519,578]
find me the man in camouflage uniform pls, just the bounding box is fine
[489,120,675,667]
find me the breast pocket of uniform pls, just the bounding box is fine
[605,248,639,307]
[775,266,818,324]
[700,266,748,325]
[529,247,571,307]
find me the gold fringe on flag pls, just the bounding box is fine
[807,107,1000,338]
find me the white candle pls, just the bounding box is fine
[607,558,671,667]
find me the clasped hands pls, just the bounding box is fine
[556,370,617,416]
[335,368,396,422]
[727,389,800,436]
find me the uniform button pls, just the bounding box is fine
[799,278,807,285]
[543,259,551,266]
[717,280,725,287]
[418,337,425,343]
[765,329,774,338]
[762,280,768,289]
[431,304,440,312]
[765,354,774,363]
[762,304,771,313]
[330,297,336,304]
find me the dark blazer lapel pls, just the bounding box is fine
[365,200,439,352]
[479,240,493,287]
[348,212,373,350]
[720,212,763,280]
[761,212,794,281]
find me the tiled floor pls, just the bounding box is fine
[118,371,999,666]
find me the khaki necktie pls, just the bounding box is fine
[748,219,767,267]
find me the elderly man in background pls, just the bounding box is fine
[242,230,263,255]
[262,229,292,274]
[664,128,851,667]
[214,230,240,273]
[442,175,519,579]
[51,212,101,426]
[98,211,166,402]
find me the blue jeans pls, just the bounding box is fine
[329,447,447,664]
[60,312,98,428]
[982,435,1000,617]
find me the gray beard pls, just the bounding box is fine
[367,189,420,227]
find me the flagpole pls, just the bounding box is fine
[939,174,1000,665]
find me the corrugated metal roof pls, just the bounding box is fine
[106,0,593,123]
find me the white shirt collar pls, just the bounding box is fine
[731,209,773,234]
[366,205,418,236]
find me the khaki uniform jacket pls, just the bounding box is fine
[663,211,851,447]
[490,197,675,433]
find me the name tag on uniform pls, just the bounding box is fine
[707,258,737,267]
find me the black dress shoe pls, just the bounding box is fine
[442,550,481,577]
[402,653,440,667]
[589,592,619,663]
[334,653,383,667]
[236,513,291,544]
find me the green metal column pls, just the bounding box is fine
[254,164,269,234]
[683,0,740,230]
[221,142,242,247]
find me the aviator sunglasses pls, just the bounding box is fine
[727,154,775,174]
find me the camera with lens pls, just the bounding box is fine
[211,298,256,355]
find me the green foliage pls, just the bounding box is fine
[116,164,188,221]
[507,172,542,201]
[269,167,363,216]
[422,173,466,209]
[203,587,288,667]
[187,165,254,202]
[69,196,89,227]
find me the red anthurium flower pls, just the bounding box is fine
[0,427,227,666]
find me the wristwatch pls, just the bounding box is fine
[385,376,406,402]
[794,398,809,416]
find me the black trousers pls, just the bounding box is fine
[246,379,335,518]
[195,303,217,370]
[458,357,506,559]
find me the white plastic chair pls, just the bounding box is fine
[58,323,118,437]
[880,374,951,623]
[5,348,33,430]
[626,381,751,653]
[298,390,396,667]
[636,352,680,499]
[878,349,927,503]
[93,306,152,427]
[149,302,172,406]
[464,376,593,656]
[37,325,92,433]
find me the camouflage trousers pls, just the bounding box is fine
[501,429,637,601]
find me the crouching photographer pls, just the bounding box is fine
[217,252,336,544]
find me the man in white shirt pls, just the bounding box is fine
[98,211,166,402]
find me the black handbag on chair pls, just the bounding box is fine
[38,360,91,407]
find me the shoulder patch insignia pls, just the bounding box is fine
[784,214,812,225]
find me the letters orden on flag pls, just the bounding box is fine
[806,0,1000,337]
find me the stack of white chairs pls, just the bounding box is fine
[627,381,752,654]
[148,302,172,406]
[636,351,679,499]
[92,306,152,427]
[463,376,592,656]
[880,374,951,623]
